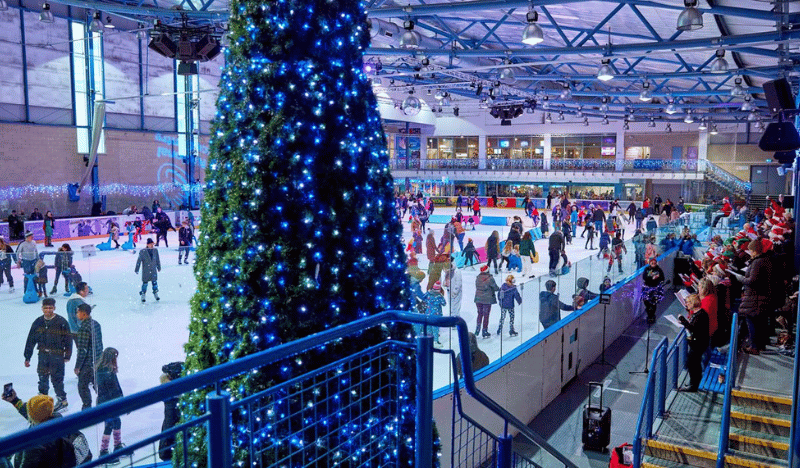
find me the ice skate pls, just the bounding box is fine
[52,397,68,413]
[140,292,146,303]
[154,291,160,301]
[481,330,491,339]
[509,329,518,337]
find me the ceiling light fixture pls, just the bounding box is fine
[639,81,653,102]
[39,3,54,23]
[684,110,694,123]
[677,0,703,31]
[399,20,420,49]
[90,11,103,33]
[558,111,565,121]
[648,118,656,128]
[597,58,614,81]
[741,95,754,112]
[583,118,589,126]
[599,97,609,114]
[576,106,583,118]
[731,76,745,96]
[666,123,672,133]
[401,90,421,116]
[602,116,609,125]
[698,120,708,131]
[499,60,516,84]
[560,82,572,100]
[522,9,544,45]
[545,113,552,123]
[710,49,729,73]
[665,100,679,115]
[710,124,718,135]
[104,16,115,29]
[623,120,630,131]
[0,0,7,11]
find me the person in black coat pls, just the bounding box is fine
[539,280,574,329]
[548,230,565,276]
[678,294,709,392]
[23,298,72,409]
[642,257,665,324]
[158,362,184,461]
[96,348,125,459]
[177,220,194,265]
[731,239,774,353]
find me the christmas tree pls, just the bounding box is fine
[179,0,426,465]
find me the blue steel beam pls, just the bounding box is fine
[367,30,800,58]
[367,0,780,22]
[574,3,625,49]
[475,12,514,49]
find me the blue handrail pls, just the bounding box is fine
[717,313,740,468]
[0,311,577,468]
[632,337,668,468]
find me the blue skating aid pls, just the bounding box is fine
[121,231,136,250]
[23,274,39,304]
[96,233,114,251]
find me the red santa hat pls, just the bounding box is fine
[432,281,442,290]
[765,207,774,218]
[761,238,773,252]
[480,265,489,272]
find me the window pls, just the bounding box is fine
[427,136,478,159]
[552,134,616,159]
[487,135,544,159]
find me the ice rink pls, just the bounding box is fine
[0,206,644,463]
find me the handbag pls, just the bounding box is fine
[531,251,539,263]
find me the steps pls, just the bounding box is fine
[641,382,792,468]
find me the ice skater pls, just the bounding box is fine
[178,220,194,265]
[0,237,15,292]
[462,238,478,269]
[135,238,161,302]
[497,275,521,337]
[96,347,128,461]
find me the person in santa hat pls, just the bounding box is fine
[712,197,733,227]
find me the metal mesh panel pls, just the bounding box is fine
[451,409,497,468]
[232,342,405,468]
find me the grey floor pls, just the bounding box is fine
[516,296,796,467]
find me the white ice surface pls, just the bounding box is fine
[0,207,641,462]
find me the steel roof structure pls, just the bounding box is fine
[8,0,799,125]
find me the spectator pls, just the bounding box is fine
[455,333,489,379]
[74,303,102,410]
[28,208,43,221]
[539,279,574,330]
[158,362,184,461]
[734,239,774,354]
[0,237,15,292]
[42,211,55,248]
[678,294,709,392]
[697,278,719,346]
[23,297,71,412]
[712,197,733,227]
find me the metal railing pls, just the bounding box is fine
[632,328,688,468]
[703,161,752,194]
[716,313,740,468]
[0,311,576,468]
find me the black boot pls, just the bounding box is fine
[482,330,491,338]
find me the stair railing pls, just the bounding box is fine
[0,311,576,468]
[632,337,668,468]
[716,313,740,468]
[703,161,752,194]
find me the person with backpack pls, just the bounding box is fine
[2,391,91,467]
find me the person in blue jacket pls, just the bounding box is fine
[497,275,522,337]
[660,232,678,252]
[539,280,574,330]
[677,233,697,256]
[597,229,611,259]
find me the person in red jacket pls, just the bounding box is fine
[712,197,733,227]
[472,198,481,218]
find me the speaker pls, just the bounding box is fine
[195,35,221,61]
[759,121,800,152]
[148,34,178,59]
[763,78,796,114]
[775,151,797,165]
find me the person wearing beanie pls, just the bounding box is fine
[135,238,161,302]
[15,231,39,293]
[74,303,103,410]
[23,297,72,412]
[421,281,447,344]
[1,391,81,467]
[474,265,500,338]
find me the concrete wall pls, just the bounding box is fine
[0,122,209,217]
[707,143,771,182]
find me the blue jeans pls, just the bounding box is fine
[594,220,602,233]
[141,280,159,294]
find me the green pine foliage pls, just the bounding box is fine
[177,0,434,465]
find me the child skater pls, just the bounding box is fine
[462,238,479,269]
[507,245,523,273]
[96,347,126,460]
[34,258,50,297]
[422,281,447,345]
[111,223,120,249]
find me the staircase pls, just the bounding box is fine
[703,162,752,199]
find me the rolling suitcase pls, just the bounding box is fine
[583,381,611,451]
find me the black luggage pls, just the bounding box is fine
[583,381,611,451]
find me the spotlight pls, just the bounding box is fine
[597,59,614,81]
[639,81,653,102]
[39,3,54,23]
[710,49,728,73]
[747,111,757,121]
[514,106,524,118]
[677,0,703,31]
[177,61,199,76]
[499,64,516,84]
[490,107,501,119]
[90,11,103,33]
[399,20,420,49]
[576,107,583,118]
[583,117,589,126]
[623,121,630,131]
[665,101,679,115]
[135,23,148,41]
[599,97,609,114]
[521,10,544,45]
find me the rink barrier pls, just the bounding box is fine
[0,210,201,244]
[0,311,577,468]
